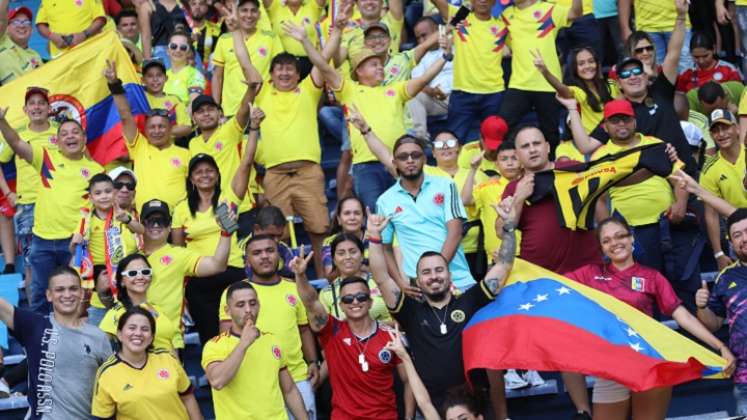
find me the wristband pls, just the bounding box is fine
[360,127,372,135]
[502,224,516,233]
[249,126,259,131]
[714,251,725,259]
[108,80,125,95]
[221,230,232,237]
[368,236,382,244]
[442,52,454,62]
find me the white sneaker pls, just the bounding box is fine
[522,370,545,387]
[504,369,530,390]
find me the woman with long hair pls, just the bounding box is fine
[321,196,368,277]
[676,31,742,93]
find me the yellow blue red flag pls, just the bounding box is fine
[0,30,149,164]
[463,259,728,391]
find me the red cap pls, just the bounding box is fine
[25,87,49,104]
[480,116,508,151]
[8,6,32,21]
[603,99,635,120]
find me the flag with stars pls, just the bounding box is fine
[462,259,728,391]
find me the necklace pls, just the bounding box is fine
[429,300,450,335]
[351,322,377,372]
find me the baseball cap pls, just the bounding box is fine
[140,199,171,220]
[107,166,137,182]
[603,99,635,120]
[142,58,166,73]
[709,108,737,129]
[617,56,644,71]
[363,22,390,37]
[188,153,219,175]
[350,48,381,81]
[480,116,508,151]
[25,87,49,104]
[8,6,32,21]
[191,94,220,114]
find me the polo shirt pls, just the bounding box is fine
[376,174,474,289]
[389,280,495,408]
[707,262,747,383]
[0,33,42,85]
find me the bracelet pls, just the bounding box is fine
[360,127,372,135]
[714,251,725,259]
[248,126,259,131]
[368,236,382,244]
[107,80,125,95]
[442,52,454,62]
[502,223,516,233]
[220,230,231,237]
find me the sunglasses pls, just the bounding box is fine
[433,138,458,149]
[143,217,170,228]
[618,67,644,80]
[113,180,136,190]
[340,292,371,304]
[169,42,189,52]
[122,268,153,278]
[394,151,424,161]
[10,19,32,27]
[607,115,633,124]
[146,108,170,118]
[633,45,655,54]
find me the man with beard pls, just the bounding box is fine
[366,195,516,414]
[697,208,747,416]
[375,135,473,290]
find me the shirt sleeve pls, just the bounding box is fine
[29,144,45,171]
[444,179,467,221]
[35,0,49,25]
[652,270,682,316]
[89,0,106,20]
[179,246,203,277]
[171,202,188,230]
[394,80,412,101]
[552,4,571,29]
[10,307,42,346]
[295,289,309,325]
[98,309,117,336]
[316,315,337,347]
[699,166,719,196]
[212,35,229,67]
[174,101,190,126]
[707,275,728,318]
[91,373,115,418]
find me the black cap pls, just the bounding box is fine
[140,199,171,220]
[191,94,220,114]
[142,58,166,73]
[188,153,219,175]
[363,22,390,37]
[617,56,644,71]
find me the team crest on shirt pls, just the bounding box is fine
[389,66,400,76]
[714,72,723,81]
[160,255,173,266]
[258,47,268,57]
[49,94,87,130]
[171,158,182,167]
[80,168,91,178]
[157,369,170,380]
[272,345,282,359]
[433,193,445,205]
[215,141,224,151]
[343,338,352,346]
[394,206,403,214]
[378,348,392,364]
[631,276,645,292]
[286,294,298,306]
[450,309,466,323]
[75,0,83,6]
[48,135,57,145]
[385,89,396,97]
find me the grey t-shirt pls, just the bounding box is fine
[11,308,113,420]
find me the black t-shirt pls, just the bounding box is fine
[592,74,697,174]
[151,2,189,46]
[391,282,494,407]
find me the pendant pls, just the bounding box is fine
[358,353,365,364]
[361,361,369,372]
[440,323,447,335]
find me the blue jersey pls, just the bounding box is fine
[708,262,747,383]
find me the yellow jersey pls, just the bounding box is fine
[700,147,747,208]
[36,0,106,57]
[0,121,57,204]
[0,33,42,85]
[99,302,180,351]
[145,92,191,128]
[164,65,207,105]
[127,132,189,211]
[633,0,690,32]
[473,176,522,261]
[267,0,323,56]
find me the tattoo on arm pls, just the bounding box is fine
[313,313,328,329]
[484,277,500,295]
[390,288,402,309]
[497,222,517,264]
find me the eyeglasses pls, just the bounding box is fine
[10,19,31,27]
[113,180,136,190]
[618,67,644,80]
[365,33,389,41]
[340,292,371,304]
[607,115,633,124]
[168,42,189,52]
[122,268,152,278]
[146,108,170,118]
[633,45,655,54]
[143,217,170,228]
[432,138,458,149]
[394,151,424,161]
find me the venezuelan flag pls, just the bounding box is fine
[0,30,149,165]
[463,260,728,391]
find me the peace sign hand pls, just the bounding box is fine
[290,246,314,277]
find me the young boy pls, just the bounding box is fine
[141,59,193,139]
[70,174,143,324]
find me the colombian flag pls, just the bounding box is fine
[463,260,728,391]
[0,31,149,165]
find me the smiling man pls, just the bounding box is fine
[0,0,42,85]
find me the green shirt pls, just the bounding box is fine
[383,50,415,86]
[0,33,42,85]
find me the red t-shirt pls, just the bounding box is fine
[564,262,682,317]
[318,317,401,420]
[675,61,742,92]
[503,171,601,273]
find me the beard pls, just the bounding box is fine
[424,289,449,303]
[397,166,423,181]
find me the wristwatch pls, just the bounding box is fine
[442,52,454,62]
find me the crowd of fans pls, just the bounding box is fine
[2,0,747,417]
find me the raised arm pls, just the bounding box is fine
[235,79,261,130]
[567,0,582,22]
[531,50,572,98]
[0,108,33,163]
[195,214,237,276]
[662,0,688,84]
[231,107,262,199]
[385,327,440,420]
[205,319,259,389]
[290,248,329,333]
[431,0,449,20]
[347,105,397,176]
[669,170,737,217]
[556,95,603,153]
[482,197,517,294]
[216,1,263,87]
[618,0,633,41]
[388,0,404,22]
[461,152,484,206]
[411,31,440,64]
[136,1,153,58]
[406,33,450,98]
[366,212,403,309]
[103,60,138,143]
[283,21,341,90]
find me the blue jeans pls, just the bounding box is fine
[736,6,747,73]
[29,235,72,314]
[448,90,504,143]
[318,106,351,151]
[648,29,693,73]
[352,162,395,211]
[734,383,747,415]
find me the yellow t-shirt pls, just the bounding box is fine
[145,243,202,346]
[424,165,487,253]
[336,79,411,164]
[268,0,322,56]
[127,132,189,211]
[502,2,570,92]
[700,147,747,208]
[36,0,106,57]
[0,33,42,85]
[0,122,57,204]
[87,214,139,265]
[473,177,522,262]
[213,30,284,116]
[145,92,191,128]
[591,134,675,226]
[254,77,323,168]
[164,66,207,105]
[633,0,691,32]
[457,142,501,175]
[318,275,391,322]
[99,302,180,351]
[202,332,288,420]
[30,145,103,239]
[172,190,244,268]
[188,117,255,211]
[555,140,587,162]
[342,13,404,60]
[92,350,192,420]
[217,278,309,382]
[569,85,618,134]
[549,0,593,15]
[449,4,506,94]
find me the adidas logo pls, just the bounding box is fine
[123,384,133,391]
[721,174,728,182]
[729,282,737,289]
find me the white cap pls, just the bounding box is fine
[107,166,136,182]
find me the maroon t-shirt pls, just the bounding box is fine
[503,171,601,273]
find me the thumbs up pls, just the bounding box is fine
[695,280,710,310]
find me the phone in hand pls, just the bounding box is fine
[216,203,239,234]
[449,5,471,26]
